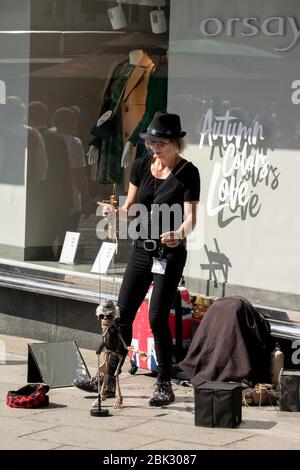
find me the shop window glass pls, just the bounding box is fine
[1,0,170,283]
[0,0,31,259]
[168,0,300,296]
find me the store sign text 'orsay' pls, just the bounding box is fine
[200,17,300,52]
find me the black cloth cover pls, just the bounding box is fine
[179,296,272,386]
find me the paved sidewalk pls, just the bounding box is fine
[1,333,300,451]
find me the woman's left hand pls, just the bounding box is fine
[160,231,181,248]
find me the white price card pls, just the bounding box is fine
[91,242,117,274]
[59,232,81,265]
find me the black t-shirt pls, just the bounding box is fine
[129,155,200,239]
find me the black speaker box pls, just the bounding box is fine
[279,369,300,412]
[194,381,242,428]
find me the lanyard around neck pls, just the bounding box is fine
[153,159,189,203]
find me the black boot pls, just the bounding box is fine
[73,374,116,398]
[103,375,116,399]
[73,375,101,393]
[149,381,175,406]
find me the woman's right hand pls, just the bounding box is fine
[102,204,112,220]
[97,202,114,220]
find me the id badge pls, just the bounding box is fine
[151,257,167,275]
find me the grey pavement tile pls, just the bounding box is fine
[211,410,300,432]
[111,400,195,424]
[156,405,298,428]
[239,418,278,431]
[55,445,98,450]
[240,417,300,440]
[136,440,224,450]
[46,388,89,404]
[40,382,167,414]
[274,410,300,419]
[2,335,300,451]
[104,404,175,420]
[0,380,26,390]
[0,337,28,353]
[0,416,60,438]
[112,405,188,420]
[21,407,150,432]
[0,369,28,386]
[26,425,159,450]
[44,393,125,412]
[119,381,157,396]
[0,406,64,419]
[0,437,62,450]
[103,389,194,421]
[225,434,300,450]
[127,420,255,447]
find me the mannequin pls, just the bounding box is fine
[89,51,154,185]
[88,57,134,183]
[121,53,168,167]
[129,49,144,66]
[121,141,133,169]
[120,51,145,170]
[88,53,144,168]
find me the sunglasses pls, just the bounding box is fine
[145,140,169,149]
[98,313,114,320]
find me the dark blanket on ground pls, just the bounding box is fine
[179,296,272,387]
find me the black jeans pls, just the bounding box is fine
[108,243,187,382]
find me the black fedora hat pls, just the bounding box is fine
[140,111,186,141]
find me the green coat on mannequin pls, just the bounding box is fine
[89,52,155,186]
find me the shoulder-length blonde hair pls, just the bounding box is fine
[171,137,187,154]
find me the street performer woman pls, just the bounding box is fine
[77,112,200,406]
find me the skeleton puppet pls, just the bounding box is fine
[94,300,128,409]
[94,300,149,409]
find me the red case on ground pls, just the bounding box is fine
[129,285,193,372]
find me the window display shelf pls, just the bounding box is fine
[0,259,121,304]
